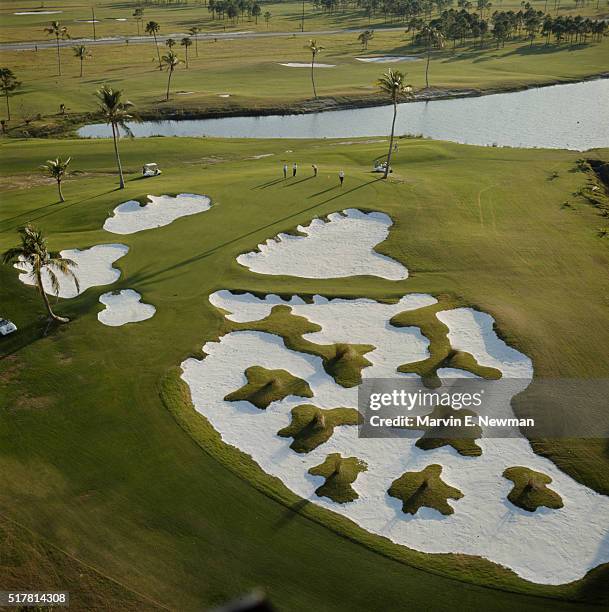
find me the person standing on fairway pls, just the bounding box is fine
[312,164,318,176]
[339,170,345,187]
[283,164,288,179]
[293,162,298,177]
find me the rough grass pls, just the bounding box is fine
[278,404,361,453]
[308,453,368,504]
[231,305,374,387]
[503,466,564,512]
[1,136,608,607]
[391,298,502,387]
[388,464,464,516]
[224,364,313,409]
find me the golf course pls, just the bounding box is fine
[1,0,608,610]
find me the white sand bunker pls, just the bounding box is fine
[104,193,211,235]
[98,289,155,326]
[15,244,128,299]
[355,56,420,63]
[218,94,231,98]
[237,209,407,280]
[278,62,336,68]
[182,291,609,584]
[14,10,63,14]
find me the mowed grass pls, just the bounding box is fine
[0,0,607,42]
[1,136,609,609]
[1,27,608,124]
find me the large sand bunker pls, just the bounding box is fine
[236,209,407,280]
[98,289,156,326]
[355,56,420,63]
[16,244,128,298]
[278,62,336,68]
[104,193,211,235]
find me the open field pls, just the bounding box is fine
[1,135,608,608]
[1,27,608,133]
[1,0,607,43]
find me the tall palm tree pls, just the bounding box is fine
[358,29,374,49]
[0,68,20,121]
[72,45,91,78]
[377,69,414,179]
[133,8,144,35]
[165,37,176,49]
[145,21,162,70]
[95,86,134,189]
[41,157,71,202]
[305,39,324,99]
[264,11,272,27]
[188,26,201,56]
[161,51,181,101]
[3,224,79,323]
[180,37,193,68]
[420,24,445,88]
[44,21,69,76]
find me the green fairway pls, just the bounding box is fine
[0,135,608,609]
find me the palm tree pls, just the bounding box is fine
[72,45,91,78]
[377,69,414,179]
[0,68,20,121]
[133,8,144,35]
[188,26,201,56]
[161,51,181,101]
[264,11,272,27]
[41,156,71,202]
[358,29,374,49]
[165,37,176,49]
[180,37,193,68]
[95,85,134,189]
[145,21,162,70]
[44,21,69,76]
[252,3,261,23]
[305,39,324,99]
[420,24,445,88]
[2,224,79,323]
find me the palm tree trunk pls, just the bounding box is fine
[384,101,398,179]
[153,33,162,69]
[195,37,198,56]
[56,35,61,76]
[311,57,317,98]
[80,58,84,78]
[166,68,173,100]
[36,267,68,322]
[111,122,125,189]
[57,179,64,202]
[425,43,431,88]
[5,92,10,121]
[185,48,189,68]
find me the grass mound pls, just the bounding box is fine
[503,466,564,512]
[224,365,313,410]
[278,404,361,453]
[391,299,502,388]
[388,464,464,516]
[414,405,483,457]
[309,453,368,504]
[231,304,374,387]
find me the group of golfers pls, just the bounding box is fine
[283,162,345,186]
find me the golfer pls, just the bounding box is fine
[283,164,288,179]
[339,170,345,187]
[293,162,298,177]
[312,164,318,176]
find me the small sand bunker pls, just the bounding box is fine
[75,19,100,23]
[98,289,156,326]
[278,62,336,68]
[355,56,420,63]
[218,93,231,98]
[176,91,195,96]
[15,244,128,299]
[104,193,211,235]
[237,209,407,280]
[14,10,63,14]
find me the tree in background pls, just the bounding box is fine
[72,45,91,78]
[44,21,69,76]
[188,26,201,56]
[41,156,71,202]
[264,11,272,27]
[161,51,181,101]
[252,3,262,23]
[133,8,144,35]
[180,37,193,68]
[377,69,414,179]
[0,68,20,121]
[95,85,134,189]
[145,21,162,70]
[2,224,79,323]
[357,29,374,49]
[305,39,324,99]
[420,23,445,88]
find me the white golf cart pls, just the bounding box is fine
[142,163,162,178]
[0,318,17,336]
[373,161,392,174]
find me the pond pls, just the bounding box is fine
[78,78,609,150]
